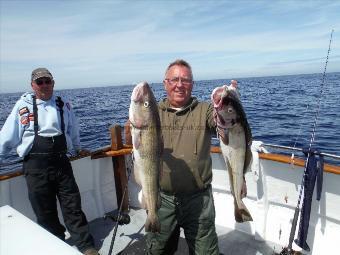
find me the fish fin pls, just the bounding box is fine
[138,190,147,209]
[218,129,229,145]
[160,164,163,180]
[241,177,247,198]
[244,144,253,173]
[132,129,141,149]
[141,192,147,209]
[160,135,164,155]
[145,214,161,233]
[157,192,161,209]
[225,159,234,194]
[159,136,164,177]
[133,163,142,186]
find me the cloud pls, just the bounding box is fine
[1,0,340,93]
[269,55,340,66]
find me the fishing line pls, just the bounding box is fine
[290,104,309,158]
[281,29,334,255]
[107,155,133,255]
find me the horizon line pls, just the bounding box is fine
[1,71,339,95]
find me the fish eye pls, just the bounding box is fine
[144,101,149,107]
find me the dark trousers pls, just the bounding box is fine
[23,154,94,252]
[146,186,219,255]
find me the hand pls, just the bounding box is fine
[228,80,240,98]
[77,149,91,157]
[230,79,238,89]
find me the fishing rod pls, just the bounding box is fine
[106,157,133,255]
[116,224,145,255]
[281,29,334,255]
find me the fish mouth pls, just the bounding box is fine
[131,82,149,102]
[211,85,228,108]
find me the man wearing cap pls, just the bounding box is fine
[0,68,99,255]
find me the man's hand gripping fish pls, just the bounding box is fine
[129,81,162,232]
[211,81,253,222]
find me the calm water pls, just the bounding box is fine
[1,73,339,171]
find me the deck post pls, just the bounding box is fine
[124,121,132,146]
[110,125,129,212]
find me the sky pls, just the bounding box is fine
[0,0,339,93]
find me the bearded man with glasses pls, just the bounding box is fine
[0,68,99,255]
[145,59,220,255]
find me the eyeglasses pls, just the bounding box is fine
[165,77,193,86]
[35,78,52,86]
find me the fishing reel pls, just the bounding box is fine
[104,212,131,225]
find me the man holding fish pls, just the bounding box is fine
[129,59,252,255]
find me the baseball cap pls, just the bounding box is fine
[31,68,53,81]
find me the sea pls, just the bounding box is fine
[1,72,339,172]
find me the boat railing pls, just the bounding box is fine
[262,143,340,160]
[1,126,340,182]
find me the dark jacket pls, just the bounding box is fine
[158,97,215,194]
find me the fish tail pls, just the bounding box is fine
[145,214,161,233]
[234,199,253,222]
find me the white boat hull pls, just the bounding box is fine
[1,144,339,254]
[211,152,340,254]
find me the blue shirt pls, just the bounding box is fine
[0,92,81,162]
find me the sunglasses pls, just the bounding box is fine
[35,78,52,86]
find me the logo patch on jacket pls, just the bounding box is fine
[20,116,29,125]
[28,113,34,121]
[19,107,29,116]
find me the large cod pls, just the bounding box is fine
[211,82,253,222]
[129,81,162,232]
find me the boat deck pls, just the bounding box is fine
[82,207,283,255]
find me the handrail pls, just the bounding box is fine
[0,145,133,181]
[211,146,340,175]
[1,144,339,181]
[91,145,132,159]
[263,143,340,160]
[0,171,23,181]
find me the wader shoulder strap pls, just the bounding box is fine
[56,96,65,133]
[32,95,38,135]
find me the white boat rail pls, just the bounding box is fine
[262,143,340,160]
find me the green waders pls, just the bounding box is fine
[146,185,219,255]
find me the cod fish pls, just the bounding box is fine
[211,81,253,222]
[129,81,162,232]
